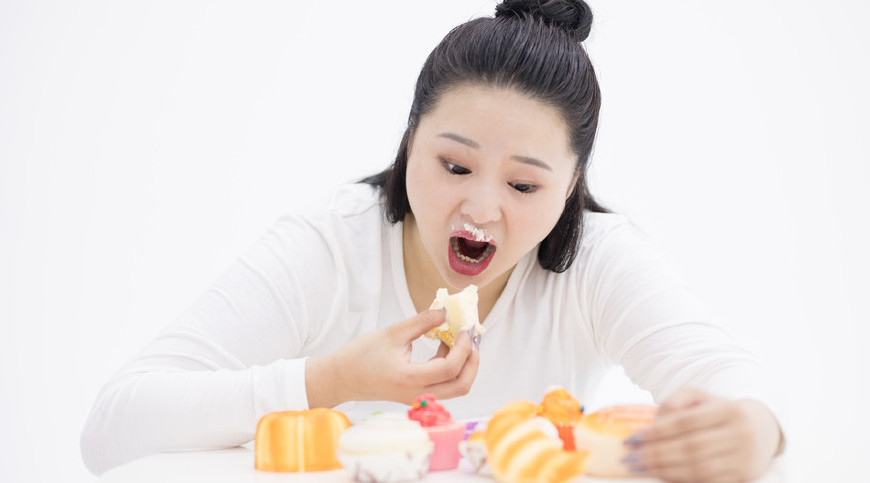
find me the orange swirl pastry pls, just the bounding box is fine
[484,400,588,483]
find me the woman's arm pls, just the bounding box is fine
[80,223,315,475]
[583,217,786,481]
[81,206,480,475]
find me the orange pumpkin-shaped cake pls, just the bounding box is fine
[255,408,351,472]
[484,400,588,483]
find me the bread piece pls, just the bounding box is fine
[572,405,657,477]
[425,284,484,347]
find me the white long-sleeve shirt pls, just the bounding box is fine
[81,183,783,475]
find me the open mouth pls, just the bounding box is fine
[450,237,496,263]
[447,231,497,277]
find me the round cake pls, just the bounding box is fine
[572,405,658,477]
[336,413,433,482]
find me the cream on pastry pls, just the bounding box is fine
[425,284,484,347]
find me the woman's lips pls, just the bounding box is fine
[447,231,497,277]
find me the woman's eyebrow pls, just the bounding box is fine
[437,132,553,171]
[511,155,552,171]
[438,132,480,149]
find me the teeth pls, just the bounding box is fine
[451,238,495,263]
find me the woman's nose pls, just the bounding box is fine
[459,183,503,225]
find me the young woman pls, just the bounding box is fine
[82,1,785,481]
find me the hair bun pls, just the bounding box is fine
[495,0,593,42]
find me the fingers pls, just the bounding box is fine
[634,397,733,445]
[423,335,480,399]
[390,309,445,343]
[657,387,709,417]
[628,425,737,471]
[398,331,479,400]
[623,391,773,483]
[431,341,450,359]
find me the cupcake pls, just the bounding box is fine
[407,394,466,471]
[336,413,433,482]
[537,386,585,450]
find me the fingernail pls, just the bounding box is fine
[621,452,646,474]
[467,328,481,349]
[624,432,644,447]
[620,451,641,465]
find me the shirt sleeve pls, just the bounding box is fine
[583,217,787,430]
[80,213,342,475]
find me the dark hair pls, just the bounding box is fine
[361,0,608,272]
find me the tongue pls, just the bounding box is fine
[458,238,489,259]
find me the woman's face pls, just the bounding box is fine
[405,84,577,291]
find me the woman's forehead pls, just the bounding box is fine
[416,84,575,164]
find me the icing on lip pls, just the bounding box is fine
[448,228,496,276]
[462,223,493,243]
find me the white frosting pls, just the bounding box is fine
[462,223,493,243]
[337,413,434,482]
[338,413,432,454]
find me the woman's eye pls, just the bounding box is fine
[511,182,538,194]
[442,160,471,175]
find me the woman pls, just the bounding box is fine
[82,1,785,481]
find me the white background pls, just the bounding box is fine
[1,0,867,481]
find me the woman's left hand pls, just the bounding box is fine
[623,387,783,482]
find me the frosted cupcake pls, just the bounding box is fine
[336,413,433,482]
[407,394,465,471]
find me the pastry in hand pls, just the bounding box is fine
[425,284,484,347]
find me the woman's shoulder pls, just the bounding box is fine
[284,183,382,221]
[573,210,666,275]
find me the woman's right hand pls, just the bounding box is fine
[304,309,480,408]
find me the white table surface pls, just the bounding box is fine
[100,446,787,483]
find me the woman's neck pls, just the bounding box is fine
[402,214,512,322]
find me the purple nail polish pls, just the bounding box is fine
[621,451,641,465]
[624,432,644,446]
